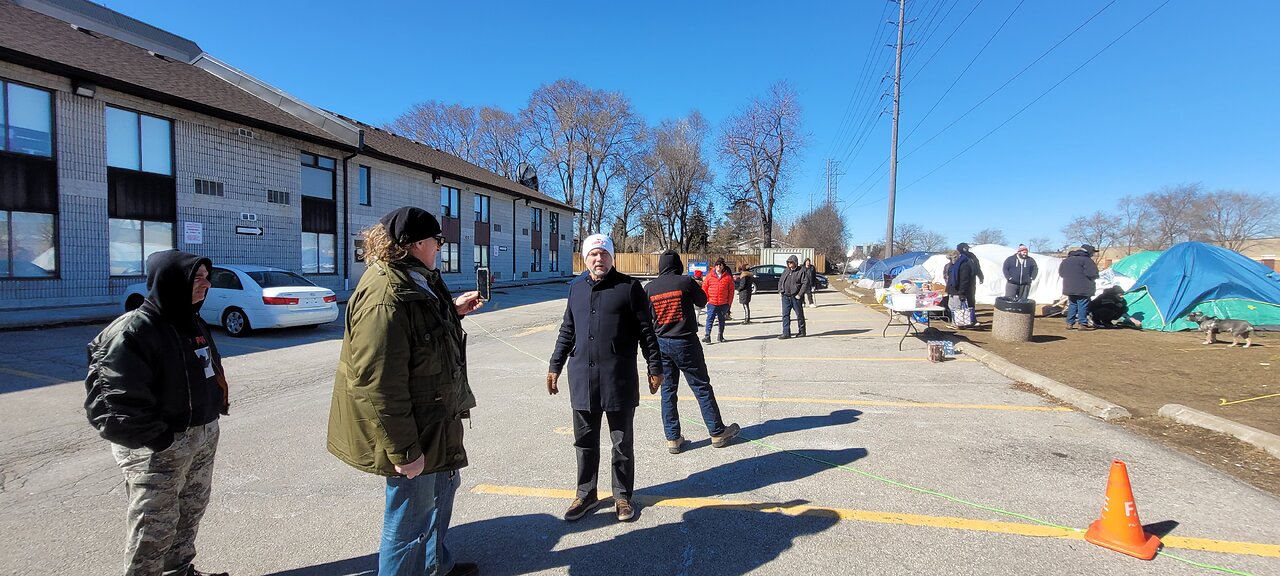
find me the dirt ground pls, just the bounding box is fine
[834,279,1280,497]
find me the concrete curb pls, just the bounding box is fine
[956,341,1132,421]
[1158,404,1280,460]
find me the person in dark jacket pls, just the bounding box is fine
[86,249,230,576]
[1089,285,1131,328]
[946,243,984,327]
[778,255,809,338]
[644,251,741,455]
[328,207,482,576]
[801,257,818,307]
[1059,243,1100,330]
[735,270,755,323]
[548,234,663,523]
[1001,244,1039,301]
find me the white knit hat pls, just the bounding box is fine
[581,233,614,260]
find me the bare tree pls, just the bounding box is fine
[575,89,643,235]
[1194,189,1280,252]
[387,100,482,162]
[612,135,658,252]
[917,230,949,252]
[893,223,925,252]
[1061,211,1122,255]
[787,203,848,270]
[649,112,712,251]
[972,228,1007,246]
[1027,236,1053,253]
[474,107,530,181]
[524,79,589,237]
[719,82,805,248]
[1114,195,1151,253]
[1143,183,1202,249]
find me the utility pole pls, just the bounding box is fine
[884,0,905,259]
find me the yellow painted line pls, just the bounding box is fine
[472,484,1280,559]
[706,355,975,363]
[711,395,1072,412]
[0,366,64,384]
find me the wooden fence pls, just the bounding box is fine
[572,253,826,275]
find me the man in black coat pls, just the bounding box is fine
[778,255,810,339]
[1002,244,1039,301]
[1058,243,1100,330]
[946,243,984,327]
[548,234,662,523]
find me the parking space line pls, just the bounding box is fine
[214,342,271,352]
[0,366,64,384]
[710,395,1072,412]
[705,355,975,363]
[471,484,1280,559]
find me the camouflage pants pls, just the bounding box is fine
[111,420,220,576]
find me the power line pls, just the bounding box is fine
[904,0,985,87]
[824,1,895,160]
[899,0,1175,192]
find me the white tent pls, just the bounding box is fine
[899,245,1067,305]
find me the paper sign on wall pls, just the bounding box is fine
[183,222,203,245]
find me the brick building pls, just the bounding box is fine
[0,0,575,313]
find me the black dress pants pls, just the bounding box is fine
[572,406,635,500]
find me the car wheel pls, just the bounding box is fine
[750,283,758,294]
[223,308,251,337]
[124,294,144,312]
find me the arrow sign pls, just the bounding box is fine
[235,226,264,236]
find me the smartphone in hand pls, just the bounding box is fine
[476,267,491,301]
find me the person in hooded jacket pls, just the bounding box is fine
[801,257,818,307]
[946,243,984,327]
[1001,244,1039,301]
[645,251,742,455]
[701,258,736,343]
[86,249,230,576]
[548,234,663,524]
[735,269,755,323]
[1058,243,1100,330]
[327,207,483,576]
[778,255,809,338]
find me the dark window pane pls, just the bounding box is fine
[0,153,57,212]
[359,165,371,205]
[301,165,333,199]
[106,107,140,170]
[6,83,52,157]
[247,270,316,288]
[108,168,175,220]
[140,115,171,175]
[301,196,336,233]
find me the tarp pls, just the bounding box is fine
[1110,251,1163,280]
[857,258,881,277]
[900,246,1065,305]
[864,252,934,282]
[1123,242,1280,331]
[890,264,933,285]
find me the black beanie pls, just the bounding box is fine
[380,206,442,245]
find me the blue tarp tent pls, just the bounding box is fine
[864,252,934,282]
[1123,242,1280,331]
[856,258,881,277]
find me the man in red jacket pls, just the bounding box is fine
[702,258,736,343]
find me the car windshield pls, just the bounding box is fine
[246,270,316,288]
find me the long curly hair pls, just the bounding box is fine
[360,223,410,264]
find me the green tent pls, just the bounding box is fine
[1122,243,1280,331]
[1109,251,1162,279]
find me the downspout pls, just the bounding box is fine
[512,197,519,282]
[341,130,364,292]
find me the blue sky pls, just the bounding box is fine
[105,0,1279,251]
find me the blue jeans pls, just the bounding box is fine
[782,294,806,337]
[658,335,726,440]
[380,470,459,576]
[704,303,727,338]
[1067,295,1090,327]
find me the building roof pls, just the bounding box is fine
[0,0,575,212]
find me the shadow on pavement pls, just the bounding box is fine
[737,410,862,443]
[261,554,376,576]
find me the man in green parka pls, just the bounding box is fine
[327,206,483,576]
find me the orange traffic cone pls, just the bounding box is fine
[1084,460,1162,560]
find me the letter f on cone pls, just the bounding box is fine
[1084,460,1161,560]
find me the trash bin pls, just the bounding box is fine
[992,297,1035,342]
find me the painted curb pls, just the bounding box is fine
[1158,404,1280,460]
[957,341,1132,421]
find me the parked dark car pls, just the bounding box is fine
[747,264,828,293]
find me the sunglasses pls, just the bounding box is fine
[431,235,446,247]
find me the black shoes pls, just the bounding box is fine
[563,494,601,521]
[702,335,712,344]
[778,334,790,340]
[446,563,480,576]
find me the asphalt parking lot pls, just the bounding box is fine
[1,283,1277,575]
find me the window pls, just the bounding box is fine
[106,106,171,175]
[549,212,559,235]
[267,189,290,205]
[531,207,543,231]
[358,165,371,206]
[549,249,559,273]
[0,211,56,277]
[474,243,489,269]
[441,186,460,219]
[208,267,243,290]
[300,153,336,273]
[194,179,224,196]
[109,219,172,275]
[246,270,316,288]
[530,248,542,272]
[106,107,173,276]
[474,193,489,223]
[441,242,460,273]
[2,80,53,157]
